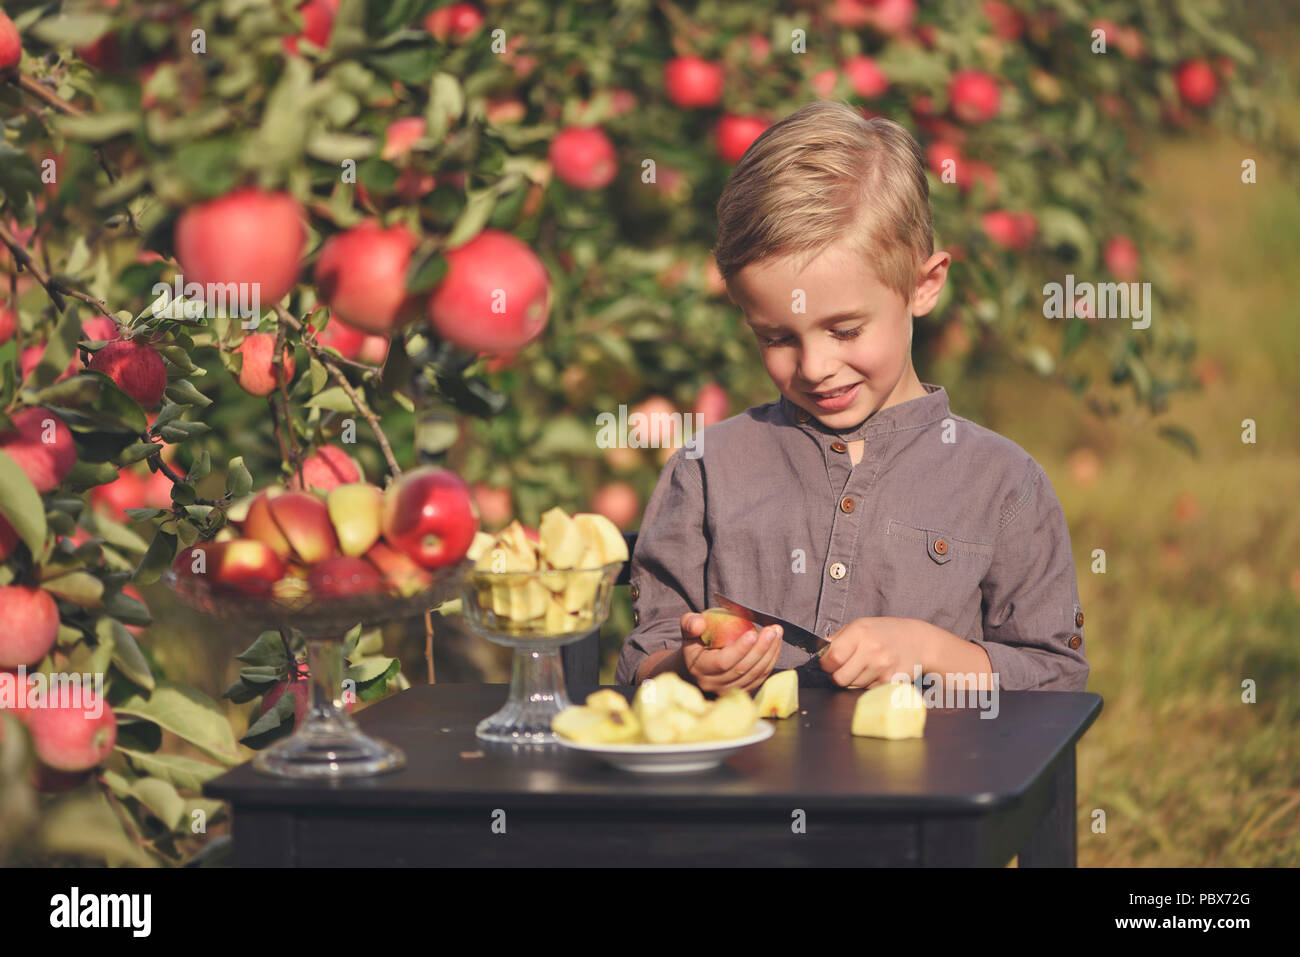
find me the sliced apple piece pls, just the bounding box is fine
[573,513,628,564]
[851,681,927,739]
[684,688,758,741]
[538,507,585,569]
[754,669,799,719]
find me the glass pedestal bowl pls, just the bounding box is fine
[167,561,467,779]
[461,563,622,745]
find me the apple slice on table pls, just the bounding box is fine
[754,669,799,719]
[538,506,585,569]
[683,688,758,742]
[851,682,927,739]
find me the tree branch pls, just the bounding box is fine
[274,305,402,479]
[0,219,117,318]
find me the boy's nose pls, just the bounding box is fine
[797,344,838,388]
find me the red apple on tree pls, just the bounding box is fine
[1175,59,1218,108]
[314,222,421,336]
[381,117,426,160]
[949,69,1001,124]
[845,55,888,97]
[0,305,16,345]
[0,585,60,668]
[427,229,552,353]
[549,127,617,190]
[90,468,148,522]
[715,114,770,163]
[592,482,640,530]
[175,188,306,306]
[359,334,390,365]
[282,0,339,55]
[980,210,1037,251]
[1103,236,1140,281]
[0,11,21,72]
[424,3,484,43]
[693,381,730,428]
[23,691,117,772]
[234,332,295,397]
[0,407,76,493]
[380,467,478,569]
[89,339,168,408]
[309,310,366,360]
[663,56,724,109]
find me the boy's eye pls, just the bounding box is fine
[756,326,862,347]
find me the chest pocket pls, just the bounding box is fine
[877,521,995,632]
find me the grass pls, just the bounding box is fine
[973,121,1300,865]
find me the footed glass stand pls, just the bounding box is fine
[462,563,622,745]
[253,637,405,778]
[167,561,467,779]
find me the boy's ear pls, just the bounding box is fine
[910,251,952,317]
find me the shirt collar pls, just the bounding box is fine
[779,383,950,440]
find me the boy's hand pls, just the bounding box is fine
[819,617,929,689]
[680,611,783,694]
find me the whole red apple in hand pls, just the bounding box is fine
[698,607,756,649]
[380,467,478,569]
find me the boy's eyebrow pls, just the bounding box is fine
[745,310,869,332]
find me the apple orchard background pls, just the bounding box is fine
[1,0,1297,867]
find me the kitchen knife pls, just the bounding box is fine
[712,592,831,659]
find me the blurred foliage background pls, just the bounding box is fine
[0,0,1295,865]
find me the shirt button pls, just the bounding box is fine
[1067,635,1081,649]
[629,583,640,600]
[933,538,948,556]
[829,562,847,580]
[632,609,640,626]
[840,496,855,513]
[796,409,811,423]
[1075,611,1084,627]
[830,441,847,453]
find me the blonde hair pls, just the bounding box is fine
[713,100,933,303]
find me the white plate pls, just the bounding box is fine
[554,721,775,774]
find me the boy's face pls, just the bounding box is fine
[728,237,949,429]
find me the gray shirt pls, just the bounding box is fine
[614,384,1088,691]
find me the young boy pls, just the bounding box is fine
[614,100,1088,695]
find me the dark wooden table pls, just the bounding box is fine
[205,684,1102,867]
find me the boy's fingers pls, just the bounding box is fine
[703,627,780,681]
[831,640,874,688]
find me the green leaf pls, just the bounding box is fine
[304,386,357,412]
[41,571,104,607]
[57,111,140,143]
[116,681,240,764]
[30,12,113,46]
[85,511,151,555]
[346,655,399,686]
[101,589,152,627]
[240,689,296,747]
[306,131,377,164]
[23,308,83,392]
[118,748,225,793]
[1157,424,1199,458]
[63,459,120,489]
[225,456,252,498]
[97,617,155,691]
[118,441,162,465]
[0,143,42,208]
[129,777,186,831]
[367,42,440,85]
[186,450,211,483]
[0,449,47,556]
[424,72,465,143]
[39,793,157,868]
[1062,317,1088,356]
[235,631,290,668]
[445,186,498,250]
[134,530,178,586]
[406,251,448,294]
[164,379,212,407]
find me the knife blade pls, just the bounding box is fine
[712,592,831,658]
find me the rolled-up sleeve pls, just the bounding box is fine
[977,465,1089,691]
[613,450,709,685]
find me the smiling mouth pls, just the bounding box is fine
[807,383,859,399]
